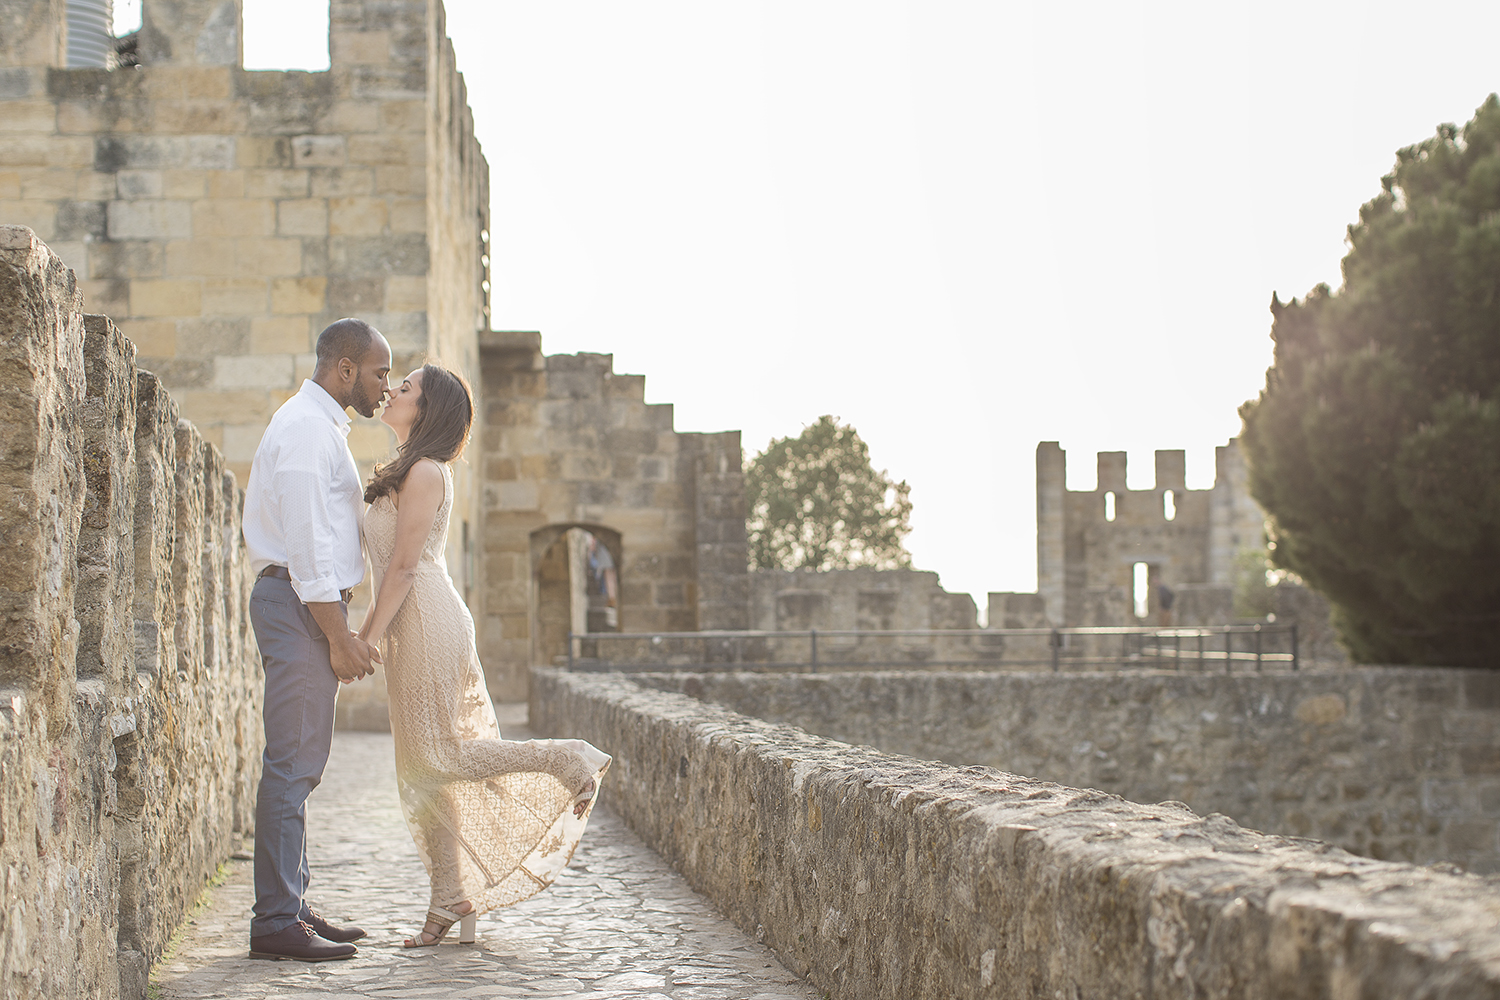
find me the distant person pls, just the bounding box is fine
[587,533,618,628]
[1158,581,1176,627]
[357,363,611,948]
[242,318,390,962]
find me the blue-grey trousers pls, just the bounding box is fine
[248,574,342,937]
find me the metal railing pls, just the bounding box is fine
[564,623,1298,673]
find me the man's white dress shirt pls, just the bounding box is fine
[243,380,366,605]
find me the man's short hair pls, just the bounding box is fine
[314,318,378,371]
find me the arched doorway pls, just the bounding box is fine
[529,524,622,667]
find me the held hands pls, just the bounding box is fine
[329,632,381,684]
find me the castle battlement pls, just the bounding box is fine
[1035,439,1266,626]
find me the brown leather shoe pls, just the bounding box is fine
[304,908,366,943]
[248,920,357,962]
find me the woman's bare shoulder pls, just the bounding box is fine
[403,457,446,489]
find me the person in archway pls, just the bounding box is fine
[356,362,611,948]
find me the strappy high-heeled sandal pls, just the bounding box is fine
[401,904,476,947]
[573,777,597,817]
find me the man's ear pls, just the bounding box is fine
[339,357,355,382]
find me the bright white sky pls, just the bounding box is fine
[137,0,1500,612]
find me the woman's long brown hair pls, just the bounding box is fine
[364,363,473,503]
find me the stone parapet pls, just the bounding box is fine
[531,666,1500,999]
[0,227,261,1000]
[637,666,1500,875]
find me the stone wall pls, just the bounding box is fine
[745,567,989,666]
[478,333,748,700]
[636,665,1500,874]
[532,667,1500,999]
[0,228,261,999]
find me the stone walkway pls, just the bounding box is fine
[153,717,821,1000]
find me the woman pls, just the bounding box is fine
[358,363,610,948]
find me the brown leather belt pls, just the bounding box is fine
[258,565,354,604]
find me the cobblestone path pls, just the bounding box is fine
[154,720,820,1000]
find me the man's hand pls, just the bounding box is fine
[307,600,377,683]
[328,633,378,683]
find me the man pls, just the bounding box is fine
[242,318,391,961]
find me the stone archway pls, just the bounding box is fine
[529,524,622,668]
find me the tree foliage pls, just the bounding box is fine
[1239,94,1500,666]
[746,415,914,572]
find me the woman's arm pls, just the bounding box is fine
[357,459,446,646]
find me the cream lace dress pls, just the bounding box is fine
[364,461,611,915]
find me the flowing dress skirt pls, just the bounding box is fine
[365,473,610,914]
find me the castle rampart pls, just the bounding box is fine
[532,666,1500,999]
[0,227,261,999]
[636,665,1500,874]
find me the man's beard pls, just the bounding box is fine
[348,378,378,418]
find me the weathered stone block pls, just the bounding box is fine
[232,236,302,276]
[0,226,85,681]
[167,169,213,198]
[152,100,249,134]
[96,135,235,172]
[172,316,250,357]
[108,200,193,240]
[192,198,275,238]
[309,166,376,197]
[249,315,311,353]
[275,197,328,237]
[387,196,424,233]
[201,277,266,316]
[55,199,106,240]
[0,98,56,131]
[384,273,425,310]
[291,134,347,168]
[322,99,379,133]
[78,276,129,315]
[113,173,164,204]
[234,135,292,169]
[164,237,237,277]
[89,239,164,279]
[314,279,374,317]
[347,132,424,166]
[328,195,387,235]
[327,232,427,276]
[0,66,39,100]
[270,275,326,314]
[76,315,138,682]
[374,164,423,195]
[243,169,309,200]
[212,353,293,389]
[129,277,201,316]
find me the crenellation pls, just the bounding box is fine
[77,314,138,682]
[1096,449,1126,491]
[1032,439,1271,629]
[0,229,259,1000]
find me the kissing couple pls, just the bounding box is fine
[240,318,611,960]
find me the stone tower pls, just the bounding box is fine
[1033,439,1267,626]
[0,0,491,596]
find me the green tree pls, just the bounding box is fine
[746,415,914,572]
[1239,94,1500,667]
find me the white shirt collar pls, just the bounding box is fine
[300,379,352,433]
